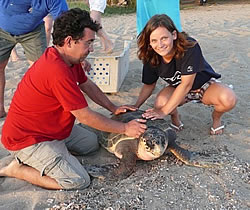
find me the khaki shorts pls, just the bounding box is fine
[10,124,99,190]
[0,23,47,62]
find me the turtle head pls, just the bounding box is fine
[137,126,168,161]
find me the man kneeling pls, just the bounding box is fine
[0,8,146,190]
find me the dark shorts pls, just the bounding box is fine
[0,23,47,62]
[185,78,219,103]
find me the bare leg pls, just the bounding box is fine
[90,10,113,53]
[202,82,237,135]
[0,159,61,190]
[44,15,53,46]
[0,57,33,118]
[0,59,9,118]
[154,86,183,128]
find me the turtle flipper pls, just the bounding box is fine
[111,152,137,180]
[85,152,137,181]
[84,163,118,180]
[169,144,222,168]
[166,130,221,168]
[187,151,222,168]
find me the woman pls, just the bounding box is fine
[134,14,237,135]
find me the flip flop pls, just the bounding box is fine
[210,125,225,135]
[169,122,184,131]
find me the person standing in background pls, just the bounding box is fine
[136,0,182,34]
[0,0,68,118]
[85,0,114,53]
[9,14,54,62]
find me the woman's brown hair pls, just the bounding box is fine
[137,14,196,66]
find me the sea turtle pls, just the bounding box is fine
[81,110,220,180]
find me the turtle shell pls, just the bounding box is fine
[99,110,169,153]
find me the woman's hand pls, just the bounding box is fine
[142,108,165,120]
[113,105,138,115]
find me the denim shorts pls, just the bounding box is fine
[11,124,99,190]
[0,23,47,62]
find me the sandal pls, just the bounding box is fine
[169,122,184,131]
[210,125,225,135]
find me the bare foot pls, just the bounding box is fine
[0,156,16,177]
[100,37,113,54]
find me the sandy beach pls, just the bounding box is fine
[0,3,250,209]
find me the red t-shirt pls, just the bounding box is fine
[1,47,88,151]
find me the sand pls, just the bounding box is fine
[0,3,250,210]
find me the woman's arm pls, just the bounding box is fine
[143,74,195,119]
[134,83,157,108]
[161,74,195,114]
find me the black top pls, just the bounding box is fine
[142,37,221,90]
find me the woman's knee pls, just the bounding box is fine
[154,86,174,108]
[219,89,237,111]
[203,83,237,111]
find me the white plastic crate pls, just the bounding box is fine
[87,41,131,93]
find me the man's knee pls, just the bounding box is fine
[59,174,91,190]
[88,132,99,153]
[43,155,91,190]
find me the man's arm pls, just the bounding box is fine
[71,107,146,138]
[79,78,117,113]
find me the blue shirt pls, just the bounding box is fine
[0,0,68,35]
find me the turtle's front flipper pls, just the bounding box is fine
[167,131,221,168]
[112,152,137,180]
[85,163,118,180]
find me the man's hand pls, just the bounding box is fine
[142,108,165,120]
[81,60,91,73]
[113,105,138,115]
[124,119,147,138]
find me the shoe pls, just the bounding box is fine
[169,122,184,131]
[210,125,225,135]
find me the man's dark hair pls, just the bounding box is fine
[52,8,101,46]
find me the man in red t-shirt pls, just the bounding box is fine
[0,8,147,190]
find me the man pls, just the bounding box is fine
[0,8,147,190]
[0,0,68,118]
